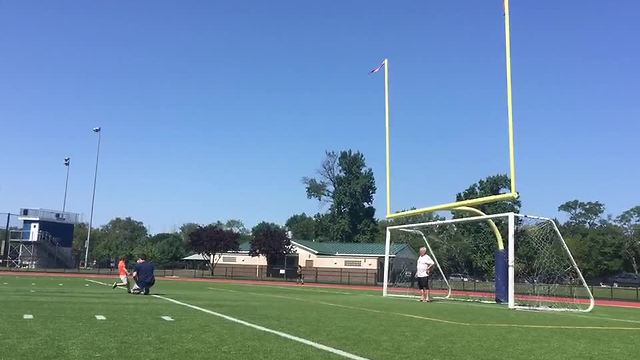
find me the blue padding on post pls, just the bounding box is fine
[495,250,508,303]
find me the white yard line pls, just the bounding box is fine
[95,315,106,320]
[86,279,110,286]
[23,314,33,319]
[85,278,370,360]
[161,316,174,321]
[153,294,370,360]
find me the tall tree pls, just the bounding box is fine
[558,200,605,228]
[285,213,316,240]
[188,225,240,275]
[616,206,640,274]
[144,233,186,268]
[312,213,333,242]
[179,223,199,245]
[561,221,626,279]
[249,222,293,267]
[223,219,249,235]
[303,150,378,242]
[93,217,148,264]
[455,174,520,215]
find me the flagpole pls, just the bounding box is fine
[383,58,391,217]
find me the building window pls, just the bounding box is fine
[344,260,362,267]
[222,257,237,263]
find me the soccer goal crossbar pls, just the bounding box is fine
[383,212,595,312]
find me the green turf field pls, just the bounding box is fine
[1,275,639,360]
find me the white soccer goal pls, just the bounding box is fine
[383,213,595,312]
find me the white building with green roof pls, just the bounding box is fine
[183,240,417,285]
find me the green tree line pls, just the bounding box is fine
[72,149,638,281]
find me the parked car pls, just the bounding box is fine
[449,273,471,282]
[609,273,640,288]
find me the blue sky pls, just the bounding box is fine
[1,1,638,233]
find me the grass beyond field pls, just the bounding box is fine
[1,274,639,360]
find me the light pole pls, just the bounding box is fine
[84,127,101,268]
[62,157,70,212]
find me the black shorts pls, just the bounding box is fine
[417,277,429,290]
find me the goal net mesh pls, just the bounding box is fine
[384,213,594,312]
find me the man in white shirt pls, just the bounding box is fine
[416,247,435,302]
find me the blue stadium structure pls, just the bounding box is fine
[4,209,80,269]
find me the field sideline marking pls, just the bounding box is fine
[95,315,106,320]
[208,286,640,331]
[161,316,174,321]
[85,279,370,360]
[23,314,33,319]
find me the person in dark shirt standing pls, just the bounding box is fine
[296,265,304,285]
[131,254,155,295]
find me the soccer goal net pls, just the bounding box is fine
[383,213,594,312]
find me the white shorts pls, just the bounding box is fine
[119,275,128,284]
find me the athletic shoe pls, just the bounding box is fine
[112,282,117,289]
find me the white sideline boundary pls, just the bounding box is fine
[85,279,369,360]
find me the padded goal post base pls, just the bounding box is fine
[495,250,508,303]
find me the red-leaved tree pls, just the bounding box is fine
[188,225,240,275]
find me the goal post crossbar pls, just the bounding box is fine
[386,212,517,231]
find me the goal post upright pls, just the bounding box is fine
[382,228,391,297]
[507,212,516,309]
[383,58,391,219]
[503,0,517,196]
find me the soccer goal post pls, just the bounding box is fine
[383,213,595,312]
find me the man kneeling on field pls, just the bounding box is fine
[131,254,155,295]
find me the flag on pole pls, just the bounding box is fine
[369,61,385,74]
